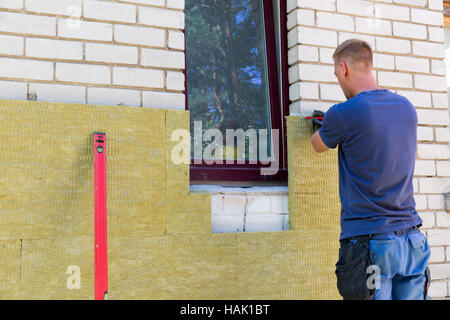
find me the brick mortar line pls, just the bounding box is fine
[0,33,184,52]
[286,4,444,16]
[0,77,186,93]
[0,8,185,30]
[0,53,186,71]
[289,43,446,54]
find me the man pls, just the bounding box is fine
[311,39,431,300]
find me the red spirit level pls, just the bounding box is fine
[94,132,108,300]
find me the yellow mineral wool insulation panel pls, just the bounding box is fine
[0,100,341,300]
[0,240,21,299]
[0,99,166,241]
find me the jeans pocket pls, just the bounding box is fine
[335,242,375,300]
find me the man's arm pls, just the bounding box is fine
[311,130,329,153]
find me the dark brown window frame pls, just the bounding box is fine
[184,0,289,182]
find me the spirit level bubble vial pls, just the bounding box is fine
[94,132,108,300]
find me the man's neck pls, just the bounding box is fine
[351,76,379,97]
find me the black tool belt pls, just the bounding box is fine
[335,236,375,300]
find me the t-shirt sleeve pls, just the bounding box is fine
[318,105,347,149]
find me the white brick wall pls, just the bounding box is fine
[191,186,289,234]
[288,0,450,298]
[0,0,185,108]
[0,0,448,299]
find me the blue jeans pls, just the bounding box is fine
[368,227,431,300]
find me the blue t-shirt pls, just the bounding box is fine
[319,89,422,240]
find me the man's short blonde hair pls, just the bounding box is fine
[333,39,373,71]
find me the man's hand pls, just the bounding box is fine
[311,110,324,133]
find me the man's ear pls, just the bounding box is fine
[341,61,348,77]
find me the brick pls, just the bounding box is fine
[436,160,450,176]
[413,41,445,58]
[316,12,354,32]
[288,0,336,11]
[0,80,27,100]
[118,0,164,5]
[436,212,450,227]
[414,194,428,210]
[418,144,450,160]
[432,93,449,108]
[447,247,450,262]
[115,25,165,47]
[419,178,450,193]
[428,0,444,11]
[0,57,53,80]
[1,0,23,9]
[414,75,447,92]
[288,45,319,64]
[168,31,184,50]
[141,48,185,69]
[378,71,412,88]
[375,3,410,21]
[417,126,434,141]
[58,18,112,41]
[287,9,315,30]
[294,64,335,83]
[435,128,450,143]
[246,196,271,214]
[355,17,391,36]
[319,48,335,64]
[431,59,445,75]
[166,71,185,91]
[270,195,289,214]
[395,56,429,73]
[337,0,373,17]
[290,100,334,115]
[211,214,244,233]
[139,6,184,29]
[0,34,23,55]
[418,211,435,228]
[211,194,224,215]
[166,0,184,10]
[25,0,81,15]
[87,87,140,107]
[0,12,56,36]
[26,38,83,60]
[373,53,395,70]
[289,82,319,101]
[142,91,185,110]
[83,0,136,23]
[428,264,450,280]
[320,83,345,101]
[85,43,138,64]
[428,281,447,297]
[339,33,375,49]
[222,195,246,215]
[429,246,445,263]
[393,22,427,40]
[428,195,445,210]
[413,178,419,193]
[393,0,427,7]
[411,8,444,26]
[245,214,289,232]
[428,27,445,43]
[397,90,431,108]
[56,62,110,84]
[376,37,410,54]
[414,160,436,176]
[113,67,164,88]
[288,26,337,48]
[29,83,86,104]
[427,229,450,246]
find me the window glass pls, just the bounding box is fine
[186,0,272,161]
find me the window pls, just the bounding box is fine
[185,0,288,182]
